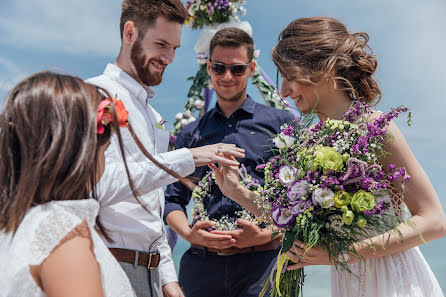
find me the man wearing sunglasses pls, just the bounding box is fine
[164,27,294,297]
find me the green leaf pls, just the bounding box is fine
[282,230,296,253]
[271,231,280,240]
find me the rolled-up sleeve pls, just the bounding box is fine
[163,129,195,223]
[97,139,195,207]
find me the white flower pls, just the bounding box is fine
[273,133,294,149]
[183,110,192,119]
[278,166,296,186]
[187,117,196,124]
[175,112,183,121]
[312,188,335,209]
[181,118,189,127]
[194,99,205,110]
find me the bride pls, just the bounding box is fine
[210,17,446,297]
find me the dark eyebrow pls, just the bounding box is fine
[156,39,180,49]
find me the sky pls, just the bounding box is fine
[1,0,445,208]
[1,0,446,293]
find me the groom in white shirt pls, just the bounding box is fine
[88,1,244,296]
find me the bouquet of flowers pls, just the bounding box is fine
[192,165,263,230]
[257,101,411,296]
[185,0,247,29]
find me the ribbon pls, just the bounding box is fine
[273,248,297,296]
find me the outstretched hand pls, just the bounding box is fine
[190,143,245,167]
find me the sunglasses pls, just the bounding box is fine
[209,60,252,76]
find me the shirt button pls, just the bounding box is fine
[228,124,233,128]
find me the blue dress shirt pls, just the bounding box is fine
[164,95,294,223]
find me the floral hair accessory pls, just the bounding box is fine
[97,98,129,134]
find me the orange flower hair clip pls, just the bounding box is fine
[97,98,129,134]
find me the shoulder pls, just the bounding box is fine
[253,102,294,122]
[17,200,99,265]
[86,75,131,102]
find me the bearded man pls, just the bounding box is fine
[87,1,244,297]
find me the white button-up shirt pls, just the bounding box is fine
[87,63,195,285]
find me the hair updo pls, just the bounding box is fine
[272,16,381,104]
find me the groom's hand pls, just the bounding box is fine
[189,143,245,167]
[186,220,236,249]
[211,219,271,249]
[162,282,184,297]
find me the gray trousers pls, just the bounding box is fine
[119,261,162,297]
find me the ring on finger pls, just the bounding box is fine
[217,146,223,154]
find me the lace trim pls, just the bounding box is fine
[29,220,94,291]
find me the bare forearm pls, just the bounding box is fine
[165,210,192,242]
[352,214,446,263]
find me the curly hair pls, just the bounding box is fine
[272,17,381,104]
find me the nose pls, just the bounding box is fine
[221,67,234,80]
[280,79,290,98]
[161,48,175,65]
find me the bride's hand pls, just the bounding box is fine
[208,156,242,199]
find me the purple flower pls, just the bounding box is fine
[255,164,267,170]
[272,206,295,228]
[287,180,309,201]
[290,200,312,216]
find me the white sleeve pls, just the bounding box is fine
[96,142,195,207]
[156,226,178,286]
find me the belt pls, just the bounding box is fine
[191,238,281,256]
[109,248,160,269]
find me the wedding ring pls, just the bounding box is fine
[217,146,222,154]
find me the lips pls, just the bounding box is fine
[292,95,304,104]
[151,61,165,72]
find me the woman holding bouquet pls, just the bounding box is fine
[211,17,445,297]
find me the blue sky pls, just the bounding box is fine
[1,0,445,207]
[1,0,445,293]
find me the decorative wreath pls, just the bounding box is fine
[191,165,264,230]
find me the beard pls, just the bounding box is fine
[130,39,165,86]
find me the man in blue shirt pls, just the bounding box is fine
[164,27,294,297]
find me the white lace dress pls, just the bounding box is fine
[331,195,444,297]
[0,199,135,297]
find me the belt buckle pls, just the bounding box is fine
[217,252,236,256]
[147,252,157,269]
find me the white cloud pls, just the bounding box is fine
[0,0,122,56]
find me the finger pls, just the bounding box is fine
[208,163,219,172]
[294,239,306,249]
[214,155,240,166]
[193,220,216,230]
[211,229,243,237]
[221,148,245,158]
[215,143,237,148]
[287,262,311,270]
[207,239,236,249]
[202,232,234,241]
[235,218,252,227]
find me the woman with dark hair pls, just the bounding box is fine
[0,71,139,297]
[212,17,445,296]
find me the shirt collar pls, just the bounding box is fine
[103,63,156,104]
[211,95,256,119]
